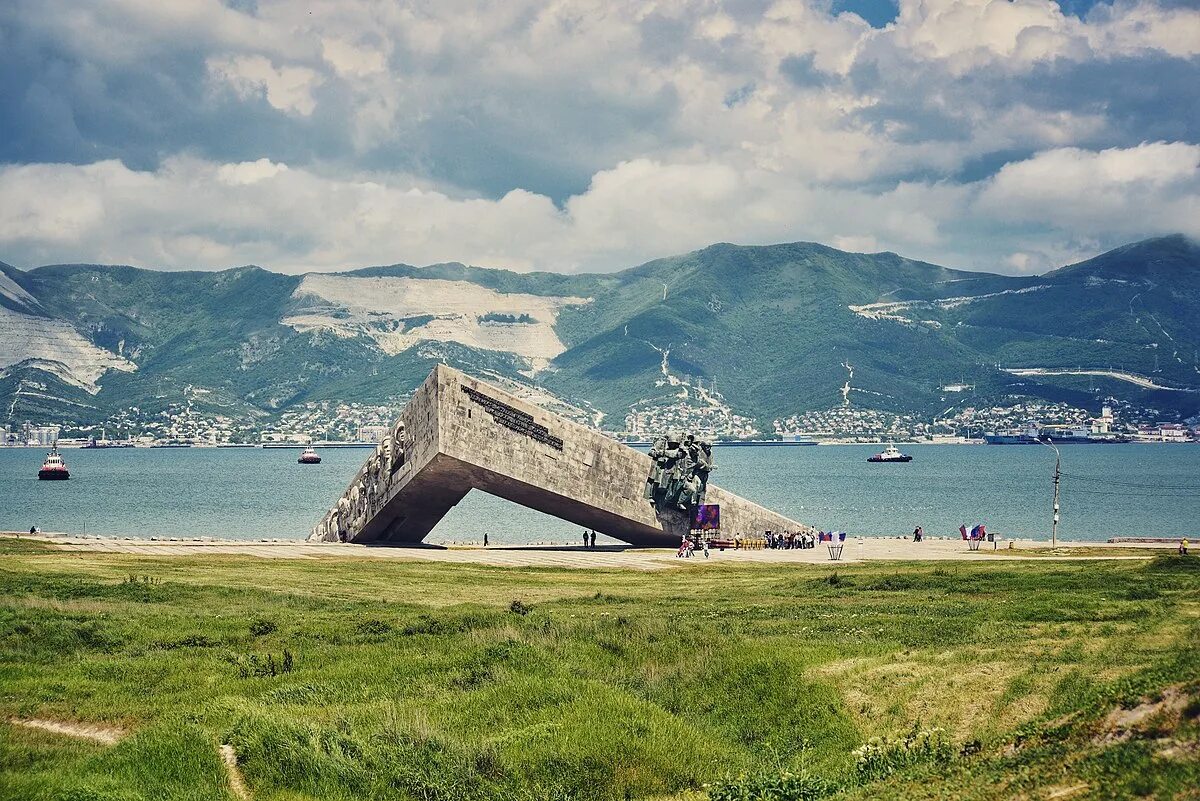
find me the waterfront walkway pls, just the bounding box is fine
[4,533,1175,570]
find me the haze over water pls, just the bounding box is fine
[3,445,1196,544]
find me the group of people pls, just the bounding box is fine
[723,530,832,549]
[760,530,819,550]
[903,524,988,542]
[581,530,598,549]
[676,536,710,558]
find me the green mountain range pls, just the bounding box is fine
[2,235,1197,433]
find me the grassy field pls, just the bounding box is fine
[1,538,1197,800]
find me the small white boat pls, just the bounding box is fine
[867,444,912,463]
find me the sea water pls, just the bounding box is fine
[1,444,1197,544]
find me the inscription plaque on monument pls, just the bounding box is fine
[461,386,564,450]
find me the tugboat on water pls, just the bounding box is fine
[867,444,912,463]
[298,445,322,465]
[38,447,70,480]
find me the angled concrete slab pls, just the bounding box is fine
[309,365,810,547]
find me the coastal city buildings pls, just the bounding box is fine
[6,395,1196,447]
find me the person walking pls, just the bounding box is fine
[702,538,710,558]
[483,532,489,547]
[1181,537,1190,556]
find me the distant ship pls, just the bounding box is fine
[983,428,1042,445]
[297,446,322,464]
[82,437,134,449]
[985,423,1130,445]
[38,447,70,480]
[867,444,912,463]
[1038,425,1131,445]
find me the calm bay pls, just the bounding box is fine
[2,443,1196,544]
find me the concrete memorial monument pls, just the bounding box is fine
[310,365,809,548]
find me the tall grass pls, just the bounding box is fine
[0,552,1196,799]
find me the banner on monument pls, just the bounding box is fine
[692,504,720,531]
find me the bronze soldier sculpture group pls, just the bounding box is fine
[644,432,714,514]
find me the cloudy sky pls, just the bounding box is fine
[1,0,1197,274]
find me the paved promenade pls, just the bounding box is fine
[4,532,1174,570]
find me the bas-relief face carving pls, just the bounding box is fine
[312,414,412,541]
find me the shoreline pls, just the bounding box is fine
[5,531,1180,570]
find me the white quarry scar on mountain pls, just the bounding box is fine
[1002,367,1197,392]
[0,271,39,312]
[283,275,591,370]
[0,306,135,392]
[848,285,1052,321]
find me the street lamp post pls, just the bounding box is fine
[1041,439,1062,548]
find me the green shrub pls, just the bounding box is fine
[509,600,531,616]
[852,726,955,782]
[479,312,533,324]
[357,618,392,636]
[707,770,838,801]
[225,649,296,678]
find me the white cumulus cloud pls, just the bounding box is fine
[1,143,1195,275]
[0,0,1196,275]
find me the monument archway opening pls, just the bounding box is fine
[427,488,626,547]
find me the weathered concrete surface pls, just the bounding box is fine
[309,365,810,547]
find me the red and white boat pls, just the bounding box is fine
[297,446,322,464]
[38,447,70,480]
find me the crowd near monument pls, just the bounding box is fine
[310,365,809,548]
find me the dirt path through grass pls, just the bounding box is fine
[10,718,251,799]
[10,718,126,745]
[219,744,252,800]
